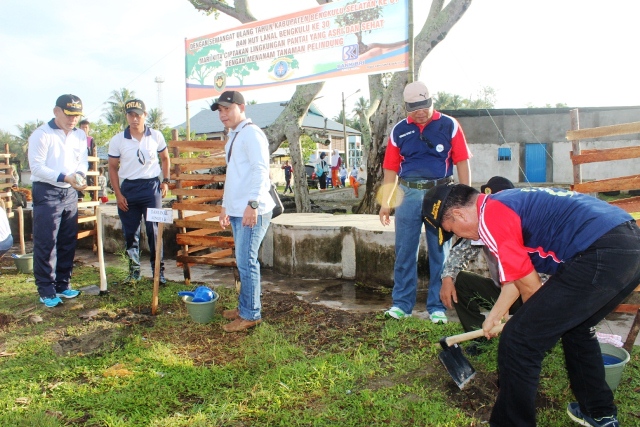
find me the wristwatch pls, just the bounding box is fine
[162,178,170,184]
[248,201,259,209]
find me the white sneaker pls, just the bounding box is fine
[429,311,448,324]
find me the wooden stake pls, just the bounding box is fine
[151,222,164,315]
[17,206,25,255]
[95,206,107,292]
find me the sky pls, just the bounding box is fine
[1,0,639,134]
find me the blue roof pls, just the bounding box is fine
[174,101,360,135]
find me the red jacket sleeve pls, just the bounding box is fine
[478,196,535,283]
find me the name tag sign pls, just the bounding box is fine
[147,208,173,224]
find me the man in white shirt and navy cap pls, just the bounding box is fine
[28,94,88,307]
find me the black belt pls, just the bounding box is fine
[398,177,452,190]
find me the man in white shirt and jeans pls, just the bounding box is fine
[212,90,275,332]
[28,94,88,307]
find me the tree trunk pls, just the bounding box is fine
[264,82,325,212]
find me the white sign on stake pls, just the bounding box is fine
[147,208,173,224]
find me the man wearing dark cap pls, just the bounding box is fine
[439,177,528,339]
[211,90,275,332]
[28,94,88,307]
[423,183,640,427]
[379,81,472,324]
[108,99,171,284]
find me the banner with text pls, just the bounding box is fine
[185,0,408,102]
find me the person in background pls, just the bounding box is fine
[78,119,95,200]
[78,119,94,156]
[0,200,13,265]
[98,166,108,203]
[211,90,274,332]
[315,152,329,191]
[349,165,359,197]
[28,94,87,307]
[108,99,170,285]
[330,149,342,188]
[423,183,640,427]
[281,160,293,194]
[339,164,347,188]
[11,165,20,186]
[379,81,472,324]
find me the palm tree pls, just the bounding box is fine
[15,120,44,164]
[104,88,136,130]
[147,108,168,130]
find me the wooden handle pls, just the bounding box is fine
[445,322,506,346]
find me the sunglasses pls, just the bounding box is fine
[419,131,435,149]
[137,149,146,165]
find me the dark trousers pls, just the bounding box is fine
[117,178,163,271]
[490,221,640,426]
[454,271,522,333]
[318,172,327,189]
[32,182,79,298]
[284,177,292,193]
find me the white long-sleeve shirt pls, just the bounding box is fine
[28,119,88,187]
[222,119,275,217]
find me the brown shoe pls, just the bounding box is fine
[222,308,239,320]
[222,317,262,333]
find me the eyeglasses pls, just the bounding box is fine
[419,132,435,149]
[137,149,146,165]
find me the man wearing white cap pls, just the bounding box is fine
[379,81,472,324]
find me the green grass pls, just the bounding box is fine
[0,263,638,426]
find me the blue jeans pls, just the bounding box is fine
[0,234,13,257]
[392,184,450,315]
[32,182,79,298]
[118,178,163,272]
[490,221,640,427]
[230,211,272,321]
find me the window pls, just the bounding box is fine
[498,147,512,161]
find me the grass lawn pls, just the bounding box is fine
[0,258,638,426]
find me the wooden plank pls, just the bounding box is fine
[570,146,640,165]
[572,175,640,193]
[169,141,226,150]
[171,157,226,165]
[182,211,218,221]
[612,304,640,314]
[176,235,234,247]
[172,203,222,213]
[0,183,13,190]
[0,154,11,158]
[173,162,226,174]
[77,229,97,239]
[173,219,222,230]
[171,188,224,197]
[0,174,12,180]
[566,121,640,141]
[609,196,640,215]
[175,174,225,182]
[176,255,236,267]
[78,216,97,224]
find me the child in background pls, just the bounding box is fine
[98,167,108,203]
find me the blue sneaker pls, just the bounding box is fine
[40,296,63,308]
[567,402,619,427]
[56,289,81,299]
